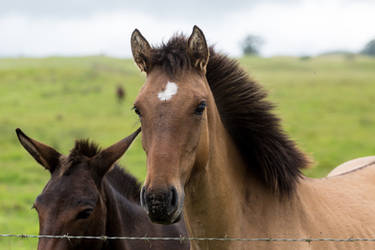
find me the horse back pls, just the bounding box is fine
[327,156,375,177]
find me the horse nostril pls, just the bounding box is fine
[168,187,178,215]
[140,186,148,212]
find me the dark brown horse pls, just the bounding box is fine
[16,128,188,250]
[130,26,375,250]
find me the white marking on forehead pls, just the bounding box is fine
[158,81,178,101]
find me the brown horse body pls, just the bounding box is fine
[16,129,188,250]
[130,26,375,249]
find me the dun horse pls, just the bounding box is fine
[16,128,188,250]
[130,26,375,249]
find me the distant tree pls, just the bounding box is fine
[361,39,375,56]
[241,35,264,56]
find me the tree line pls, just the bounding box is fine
[241,35,375,57]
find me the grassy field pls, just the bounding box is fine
[0,54,374,249]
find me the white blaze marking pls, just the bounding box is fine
[158,81,178,101]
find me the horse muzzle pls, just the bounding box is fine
[141,186,183,224]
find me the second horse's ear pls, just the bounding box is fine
[92,128,141,183]
[187,25,210,72]
[16,128,61,174]
[131,29,152,72]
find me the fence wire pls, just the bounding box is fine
[1,234,375,243]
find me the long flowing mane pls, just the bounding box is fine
[69,139,141,201]
[148,35,310,195]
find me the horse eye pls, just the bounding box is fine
[133,106,142,117]
[194,101,207,115]
[76,208,93,220]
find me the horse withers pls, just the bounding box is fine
[16,128,188,250]
[131,26,375,250]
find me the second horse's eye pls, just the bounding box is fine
[194,101,207,115]
[76,208,93,220]
[133,106,141,116]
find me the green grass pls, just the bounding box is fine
[0,54,374,249]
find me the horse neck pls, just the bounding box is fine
[100,178,146,250]
[183,94,247,237]
[100,181,122,235]
[102,178,190,250]
[183,94,303,241]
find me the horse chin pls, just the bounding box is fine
[148,205,183,225]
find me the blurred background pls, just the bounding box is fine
[1,0,375,249]
[2,0,375,57]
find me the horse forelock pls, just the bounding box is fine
[70,139,101,159]
[149,34,194,77]
[53,140,141,201]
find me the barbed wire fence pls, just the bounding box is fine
[1,234,375,243]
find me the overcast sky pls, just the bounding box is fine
[1,0,374,57]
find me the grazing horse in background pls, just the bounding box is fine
[130,26,375,250]
[116,85,126,103]
[16,128,188,250]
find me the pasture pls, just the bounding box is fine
[0,54,374,249]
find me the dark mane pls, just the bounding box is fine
[69,139,141,201]
[149,35,310,196]
[105,166,141,202]
[70,139,101,158]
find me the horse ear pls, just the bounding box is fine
[187,25,210,72]
[92,128,141,179]
[131,29,152,72]
[15,128,61,173]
